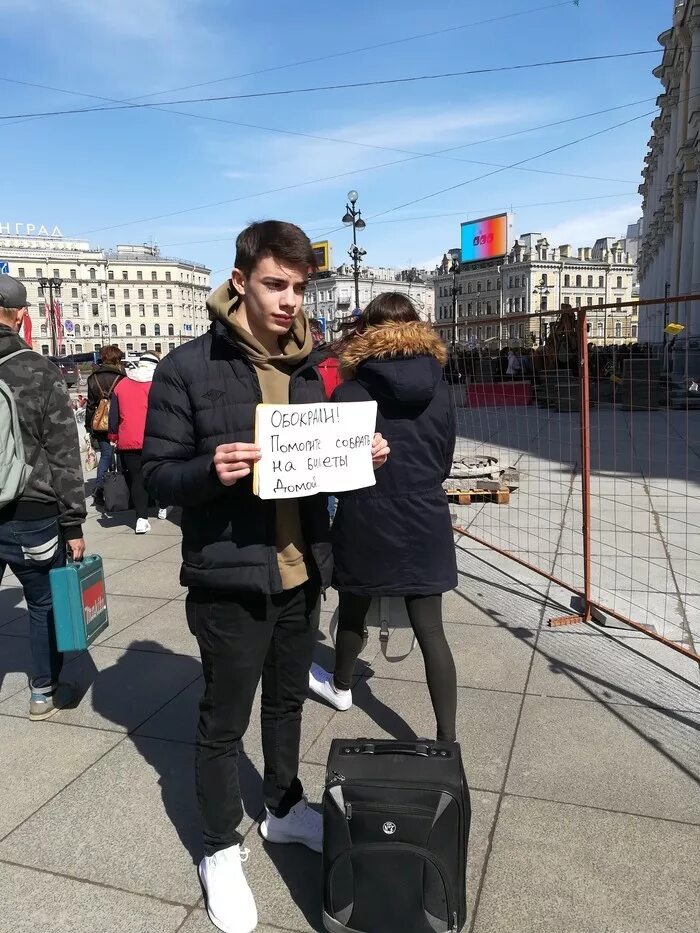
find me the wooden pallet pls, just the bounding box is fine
[446,488,510,505]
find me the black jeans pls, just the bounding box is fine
[334,593,457,743]
[186,579,321,855]
[120,450,148,519]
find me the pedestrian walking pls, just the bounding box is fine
[0,274,87,720]
[309,292,459,743]
[85,345,125,509]
[108,352,166,533]
[142,221,388,933]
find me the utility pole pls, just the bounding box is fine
[39,276,62,356]
[450,257,460,352]
[342,190,366,312]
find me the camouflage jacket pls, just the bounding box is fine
[0,325,86,539]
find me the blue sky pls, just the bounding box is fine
[2,0,670,281]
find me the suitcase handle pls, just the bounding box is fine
[359,742,431,758]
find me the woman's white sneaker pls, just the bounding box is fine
[308,663,352,711]
[198,844,257,933]
[135,518,151,534]
[157,507,168,520]
[260,797,323,853]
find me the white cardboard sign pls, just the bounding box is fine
[253,401,378,500]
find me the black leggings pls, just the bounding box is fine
[120,450,148,519]
[334,593,457,743]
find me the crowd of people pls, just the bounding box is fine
[0,219,459,933]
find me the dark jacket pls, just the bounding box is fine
[0,325,86,540]
[331,321,457,596]
[85,364,124,438]
[142,320,332,593]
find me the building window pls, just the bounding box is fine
[89,268,96,280]
[41,345,49,355]
[541,274,548,286]
[467,283,472,294]
[486,279,492,291]
[496,278,501,289]
[90,288,97,299]
[110,304,116,316]
[108,270,114,280]
[71,288,78,298]
[123,289,130,298]
[140,342,148,352]
[575,275,581,287]
[93,324,100,336]
[122,271,128,280]
[70,269,76,280]
[126,342,134,351]
[514,276,520,287]
[587,297,593,307]
[152,289,158,299]
[631,324,637,338]
[111,324,118,336]
[575,297,581,307]
[151,272,157,281]
[75,344,83,353]
[599,276,604,288]
[91,303,99,315]
[74,324,81,336]
[616,298,622,306]
[154,343,162,354]
[153,304,159,315]
[476,282,482,293]
[167,324,174,336]
[35,267,42,278]
[587,275,593,288]
[615,321,622,338]
[514,297,520,312]
[563,295,570,306]
[165,272,171,282]
[40,324,47,337]
[137,271,143,281]
[140,305,146,317]
[154,324,161,337]
[108,289,115,298]
[166,289,172,299]
[486,300,492,314]
[166,304,173,315]
[169,342,176,351]
[124,304,131,317]
[18,267,25,277]
[140,324,146,336]
[598,298,604,305]
[597,322,603,336]
[564,274,570,287]
[126,325,132,337]
[616,276,623,289]
[137,289,144,299]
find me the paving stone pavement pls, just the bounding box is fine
[0,497,698,933]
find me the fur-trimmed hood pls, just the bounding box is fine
[340,321,448,406]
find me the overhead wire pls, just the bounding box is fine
[0,50,659,121]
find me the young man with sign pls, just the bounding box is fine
[0,274,86,720]
[142,221,388,933]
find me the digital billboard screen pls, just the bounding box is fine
[312,240,330,273]
[460,213,509,264]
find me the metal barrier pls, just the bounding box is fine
[447,296,699,662]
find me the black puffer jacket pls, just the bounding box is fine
[142,320,332,593]
[331,322,457,596]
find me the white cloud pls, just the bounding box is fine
[542,204,642,247]
[215,101,552,187]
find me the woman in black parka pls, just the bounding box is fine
[309,293,458,742]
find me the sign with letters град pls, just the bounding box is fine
[253,401,378,500]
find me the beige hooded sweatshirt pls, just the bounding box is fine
[206,280,312,590]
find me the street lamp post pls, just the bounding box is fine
[39,276,62,356]
[532,275,551,345]
[342,190,366,312]
[450,257,460,352]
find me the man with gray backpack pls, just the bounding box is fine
[0,274,86,720]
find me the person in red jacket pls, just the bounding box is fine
[108,353,165,533]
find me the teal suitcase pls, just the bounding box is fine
[49,555,109,652]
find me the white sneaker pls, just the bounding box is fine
[198,844,257,933]
[157,507,168,520]
[260,797,323,853]
[308,663,352,711]
[135,518,151,534]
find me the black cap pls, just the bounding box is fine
[0,275,28,310]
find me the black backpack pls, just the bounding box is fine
[322,738,471,933]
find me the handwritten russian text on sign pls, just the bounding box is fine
[254,401,377,500]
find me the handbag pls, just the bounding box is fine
[103,450,131,512]
[91,374,120,433]
[82,434,96,471]
[50,555,109,652]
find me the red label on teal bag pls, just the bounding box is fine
[81,577,107,640]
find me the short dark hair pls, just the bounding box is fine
[234,220,317,276]
[101,345,124,365]
[359,292,421,331]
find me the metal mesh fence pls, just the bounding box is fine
[446,298,699,660]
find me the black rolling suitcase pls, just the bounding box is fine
[322,738,471,933]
